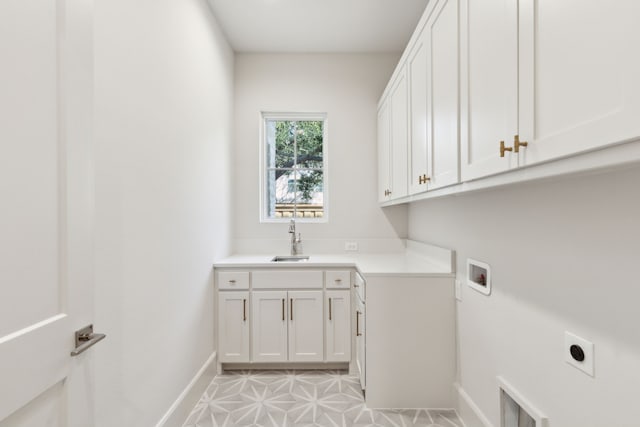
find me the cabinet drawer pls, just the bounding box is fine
[218,271,249,290]
[325,270,351,289]
[252,270,323,289]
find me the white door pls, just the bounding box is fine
[460,0,519,181]
[390,69,409,200]
[0,0,95,426]
[218,292,249,363]
[377,100,391,202]
[252,291,288,362]
[518,0,640,166]
[325,291,351,362]
[408,30,429,195]
[426,0,460,190]
[288,291,323,362]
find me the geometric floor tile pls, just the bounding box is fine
[182,370,464,427]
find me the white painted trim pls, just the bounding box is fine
[454,383,494,427]
[258,111,329,224]
[155,351,217,427]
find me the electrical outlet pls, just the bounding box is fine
[565,331,594,377]
[455,279,462,301]
[344,241,358,251]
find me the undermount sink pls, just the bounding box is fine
[271,255,310,262]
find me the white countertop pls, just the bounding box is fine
[214,241,455,277]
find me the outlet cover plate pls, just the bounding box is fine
[564,331,594,377]
[344,241,358,251]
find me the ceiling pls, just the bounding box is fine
[207,0,430,53]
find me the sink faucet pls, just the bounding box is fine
[288,219,302,255]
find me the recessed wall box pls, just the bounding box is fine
[467,259,491,295]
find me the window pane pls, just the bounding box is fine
[267,169,298,218]
[295,170,324,219]
[266,120,295,168]
[295,121,324,169]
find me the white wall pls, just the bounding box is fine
[233,54,407,253]
[93,1,234,425]
[407,165,640,427]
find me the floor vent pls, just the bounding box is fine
[498,377,548,427]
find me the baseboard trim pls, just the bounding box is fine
[155,351,217,427]
[454,383,495,427]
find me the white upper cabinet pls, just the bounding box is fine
[426,0,460,189]
[380,0,640,203]
[377,100,391,203]
[390,69,409,200]
[378,67,409,202]
[408,30,429,195]
[460,0,519,181]
[518,0,640,166]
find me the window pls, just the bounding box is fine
[261,113,327,222]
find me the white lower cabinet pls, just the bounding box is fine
[325,290,351,362]
[252,291,288,362]
[218,291,250,363]
[288,291,324,362]
[251,290,325,363]
[218,269,354,367]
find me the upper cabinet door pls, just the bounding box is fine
[390,68,409,200]
[377,100,391,202]
[427,0,460,190]
[460,0,519,181]
[408,31,429,195]
[518,0,640,166]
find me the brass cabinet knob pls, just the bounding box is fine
[514,134,528,153]
[500,140,513,157]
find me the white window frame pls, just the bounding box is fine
[259,112,329,223]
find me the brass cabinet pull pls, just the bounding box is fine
[229,279,236,284]
[514,134,528,153]
[356,310,362,336]
[290,299,293,321]
[282,298,285,321]
[243,299,247,322]
[419,174,430,184]
[500,140,513,157]
[329,298,332,321]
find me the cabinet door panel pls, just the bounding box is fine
[325,291,351,362]
[460,0,518,180]
[356,297,366,390]
[519,0,640,165]
[252,291,288,362]
[390,71,409,199]
[408,32,429,195]
[428,0,460,189]
[288,291,323,362]
[218,292,249,363]
[377,101,391,202]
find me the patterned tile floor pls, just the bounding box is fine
[183,370,464,427]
